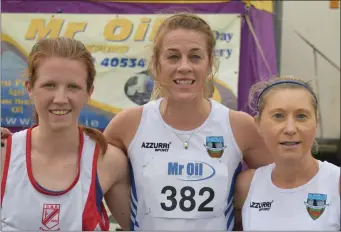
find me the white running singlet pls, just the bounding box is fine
[128,98,243,230]
[242,161,340,231]
[1,127,109,231]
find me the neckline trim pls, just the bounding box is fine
[268,160,323,193]
[26,125,84,196]
[155,98,215,135]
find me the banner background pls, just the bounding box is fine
[1,13,241,128]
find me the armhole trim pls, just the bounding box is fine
[1,135,12,205]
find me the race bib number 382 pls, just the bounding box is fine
[142,156,229,219]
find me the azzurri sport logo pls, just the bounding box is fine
[141,142,171,152]
[250,200,274,211]
[167,161,215,181]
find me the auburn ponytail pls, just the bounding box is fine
[79,126,108,154]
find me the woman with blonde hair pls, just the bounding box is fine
[234,76,340,230]
[102,13,272,230]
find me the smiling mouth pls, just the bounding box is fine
[174,80,195,85]
[49,110,71,116]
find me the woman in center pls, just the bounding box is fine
[104,13,272,230]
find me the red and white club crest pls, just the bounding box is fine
[41,204,60,229]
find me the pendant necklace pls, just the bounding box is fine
[171,128,197,150]
[160,101,200,150]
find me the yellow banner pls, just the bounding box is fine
[242,0,273,13]
[1,13,241,128]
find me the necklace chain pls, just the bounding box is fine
[160,100,207,150]
[170,128,197,150]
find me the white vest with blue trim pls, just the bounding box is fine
[242,161,340,231]
[127,98,243,231]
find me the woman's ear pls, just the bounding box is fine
[88,85,94,100]
[25,81,33,99]
[254,115,261,135]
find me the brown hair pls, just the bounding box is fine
[248,76,318,120]
[148,13,218,100]
[26,37,108,153]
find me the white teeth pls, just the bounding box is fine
[175,80,194,85]
[51,110,69,115]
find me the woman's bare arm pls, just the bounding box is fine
[233,169,255,230]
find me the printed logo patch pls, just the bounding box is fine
[204,136,227,158]
[41,204,60,230]
[141,142,171,152]
[304,193,329,220]
[250,200,274,211]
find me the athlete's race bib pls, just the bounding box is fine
[142,155,229,219]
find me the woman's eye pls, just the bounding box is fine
[168,55,179,60]
[273,113,284,119]
[43,83,55,88]
[68,84,80,89]
[297,114,307,120]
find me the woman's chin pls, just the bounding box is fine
[167,91,200,102]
